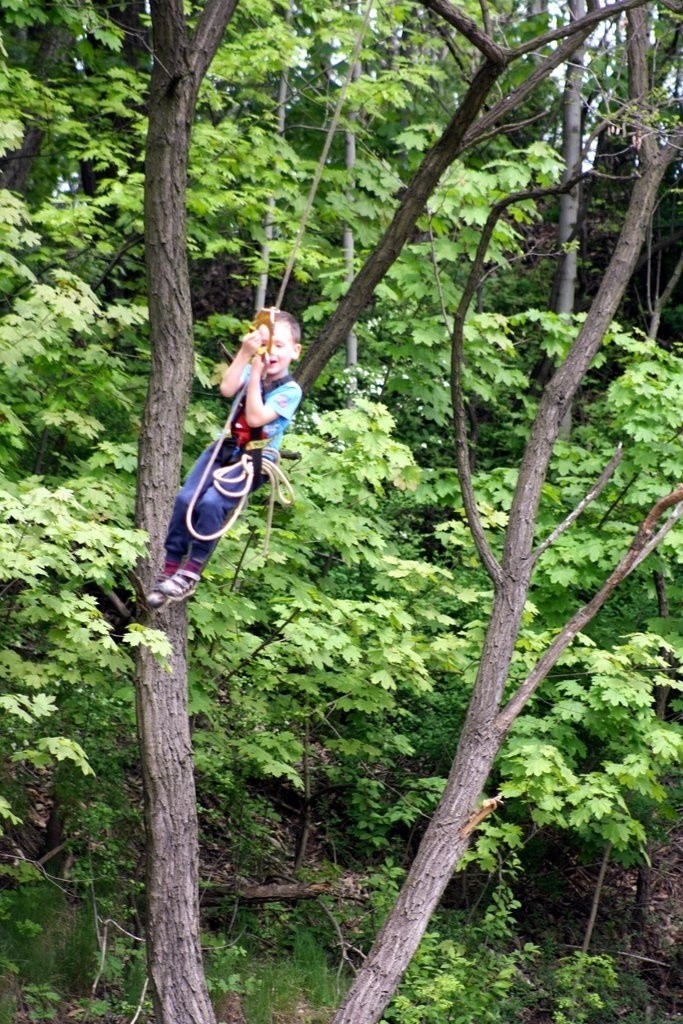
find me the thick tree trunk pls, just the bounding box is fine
[135,628,212,1022]
[134,2,239,1022]
[332,605,516,1024]
[136,10,213,1014]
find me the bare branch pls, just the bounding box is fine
[532,443,623,562]
[298,0,666,391]
[465,109,548,149]
[299,2,657,389]
[421,0,507,62]
[463,18,607,149]
[450,174,585,585]
[91,234,143,293]
[511,0,651,58]
[497,485,683,733]
[582,842,612,954]
[129,977,150,1024]
[648,247,683,338]
[297,56,506,388]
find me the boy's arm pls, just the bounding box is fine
[219,327,267,397]
[243,355,278,427]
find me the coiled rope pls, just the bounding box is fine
[184,384,296,554]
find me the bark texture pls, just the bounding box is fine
[134,2,238,1022]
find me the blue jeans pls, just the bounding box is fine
[164,443,260,565]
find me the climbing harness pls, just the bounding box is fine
[184,307,296,551]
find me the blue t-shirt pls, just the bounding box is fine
[231,367,302,452]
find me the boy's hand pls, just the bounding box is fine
[241,325,270,359]
[249,350,268,380]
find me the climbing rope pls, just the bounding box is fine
[184,3,374,552]
[186,446,295,552]
[216,452,295,555]
[184,308,296,552]
[275,0,374,307]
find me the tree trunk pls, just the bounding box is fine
[330,19,678,1023]
[546,0,586,436]
[129,5,670,1023]
[582,842,612,953]
[134,2,239,1022]
[344,53,361,387]
[553,0,585,319]
[135,628,213,1022]
[0,25,72,193]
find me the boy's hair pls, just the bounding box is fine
[274,309,302,345]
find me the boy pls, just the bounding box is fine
[146,309,302,608]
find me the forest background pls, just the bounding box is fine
[0,0,682,1023]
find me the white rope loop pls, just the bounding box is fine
[185,448,295,550]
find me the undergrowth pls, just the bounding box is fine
[0,880,676,1024]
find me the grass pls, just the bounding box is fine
[0,884,98,991]
[211,929,345,1024]
[0,883,100,1022]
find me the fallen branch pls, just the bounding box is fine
[203,880,333,904]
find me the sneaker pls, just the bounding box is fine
[158,570,200,603]
[146,576,170,609]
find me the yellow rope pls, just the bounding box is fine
[275,0,374,307]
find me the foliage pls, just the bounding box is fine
[0,0,681,1020]
[0,884,97,997]
[380,876,536,1024]
[551,952,618,1024]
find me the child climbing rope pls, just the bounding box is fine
[146,309,302,609]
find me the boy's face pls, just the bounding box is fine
[264,322,301,378]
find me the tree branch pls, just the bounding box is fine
[298,1,647,389]
[421,0,508,62]
[531,443,623,563]
[189,0,240,86]
[91,234,144,293]
[647,243,683,338]
[498,136,676,604]
[297,55,507,389]
[450,174,586,585]
[497,484,683,733]
[461,19,600,150]
[510,0,652,58]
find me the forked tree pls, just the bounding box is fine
[329,21,680,1023]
